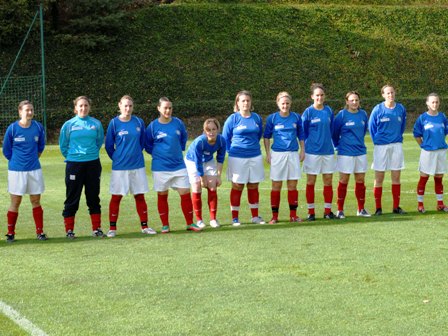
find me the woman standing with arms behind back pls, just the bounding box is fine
[413,93,448,213]
[222,90,265,226]
[59,96,105,239]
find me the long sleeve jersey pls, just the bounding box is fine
[368,102,406,145]
[105,116,146,170]
[263,111,304,152]
[222,112,263,158]
[332,109,368,156]
[185,134,226,176]
[3,120,45,171]
[413,112,448,151]
[145,117,188,172]
[302,104,334,155]
[59,115,104,162]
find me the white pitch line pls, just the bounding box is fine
[0,300,48,336]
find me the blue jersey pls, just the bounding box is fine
[369,102,406,145]
[302,105,334,155]
[332,109,368,156]
[59,115,104,162]
[105,116,146,170]
[3,120,45,171]
[145,117,187,172]
[263,112,304,152]
[222,112,263,158]
[413,112,448,151]
[185,134,226,176]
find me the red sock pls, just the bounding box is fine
[323,185,333,214]
[90,213,101,231]
[207,188,217,220]
[180,193,194,225]
[32,206,44,234]
[134,194,148,228]
[230,188,242,219]
[434,176,444,206]
[392,184,401,209]
[288,190,298,218]
[355,182,366,211]
[109,195,122,225]
[7,211,18,235]
[64,216,75,232]
[306,184,315,215]
[247,188,259,218]
[374,186,383,209]
[271,190,281,220]
[157,194,169,226]
[192,192,203,221]
[417,176,429,207]
[337,182,347,211]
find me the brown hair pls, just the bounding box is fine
[310,83,325,94]
[233,90,253,112]
[426,92,439,101]
[18,100,33,112]
[73,96,91,113]
[345,91,361,109]
[157,96,171,107]
[120,95,134,103]
[380,85,394,94]
[276,91,292,103]
[203,118,221,132]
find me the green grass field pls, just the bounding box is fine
[1,134,447,335]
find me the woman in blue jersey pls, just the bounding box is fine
[302,83,336,221]
[223,90,265,226]
[145,97,202,233]
[369,85,407,215]
[105,95,156,237]
[413,93,448,213]
[59,96,104,239]
[3,100,46,242]
[185,118,226,228]
[332,91,370,219]
[263,91,305,224]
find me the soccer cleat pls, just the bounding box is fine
[418,206,426,213]
[107,230,117,238]
[323,212,336,219]
[187,223,203,232]
[36,233,48,241]
[393,207,407,214]
[268,218,278,224]
[209,219,220,228]
[196,220,206,229]
[251,216,266,224]
[66,230,76,239]
[5,234,15,243]
[232,218,241,226]
[161,225,170,233]
[374,208,383,216]
[290,216,303,223]
[357,209,371,217]
[437,204,448,212]
[307,214,316,221]
[141,227,157,235]
[92,228,105,237]
[336,210,345,219]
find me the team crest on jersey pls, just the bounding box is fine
[90,125,97,130]
[14,136,25,142]
[311,118,321,124]
[34,136,39,142]
[156,131,167,139]
[118,130,129,136]
[176,130,181,135]
[293,123,297,128]
[136,127,141,132]
[361,121,365,125]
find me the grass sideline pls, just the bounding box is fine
[0,134,448,335]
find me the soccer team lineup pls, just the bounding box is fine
[4,83,448,243]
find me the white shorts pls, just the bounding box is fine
[303,154,336,175]
[337,155,368,174]
[8,169,45,195]
[185,158,218,184]
[372,143,404,171]
[270,151,301,181]
[419,148,447,175]
[227,155,264,184]
[110,168,149,195]
[152,169,190,192]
